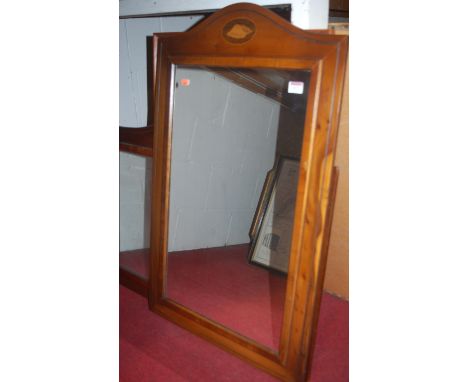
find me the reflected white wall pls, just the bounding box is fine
[120,16,202,251]
[168,68,280,251]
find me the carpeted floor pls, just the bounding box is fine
[120,275,348,381]
[166,244,287,349]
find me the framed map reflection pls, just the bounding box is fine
[249,157,300,273]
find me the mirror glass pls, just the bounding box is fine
[166,65,309,350]
[119,152,152,281]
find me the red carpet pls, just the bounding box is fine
[167,244,286,349]
[120,249,348,381]
[121,245,286,348]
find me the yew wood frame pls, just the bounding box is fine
[148,4,347,382]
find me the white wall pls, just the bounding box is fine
[119,2,329,251]
[119,16,202,251]
[119,0,329,29]
[119,152,152,251]
[168,68,281,251]
[119,16,204,128]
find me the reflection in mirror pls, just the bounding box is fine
[119,152,152,280]
[166,65,309,350]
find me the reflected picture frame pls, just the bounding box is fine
[249,156,300,274]
[249,166,275,241]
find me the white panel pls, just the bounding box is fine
[227,210,256,244]
[123,18,162,126]
[204,163,235,210]
[119,152,152,251]
[200,210,231,248]
[120,15,201,251]
[120,0,285,17]
[120,16,203,128]
[160,15,204,32]
[120,0,329,29]
[291,0,329,29]
[168,67,280,251]
[119,21,138,126]
[170,160,211,209]
[171,209,206,250]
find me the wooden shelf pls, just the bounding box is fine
[119,126,153,157]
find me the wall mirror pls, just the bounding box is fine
[167,65,309,351]
[144,4,347,381]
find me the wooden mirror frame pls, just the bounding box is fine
[148,4,348,381]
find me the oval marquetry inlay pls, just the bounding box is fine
[222,19,256,43]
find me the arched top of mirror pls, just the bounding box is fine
[153,3,346,60]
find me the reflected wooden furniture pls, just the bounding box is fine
[119,126,153,157]
[119,249,149,296]
[120,4,347,381]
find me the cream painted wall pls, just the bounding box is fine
[119,0,329,30]
[119,16,203,251]
[168,68,281,251]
